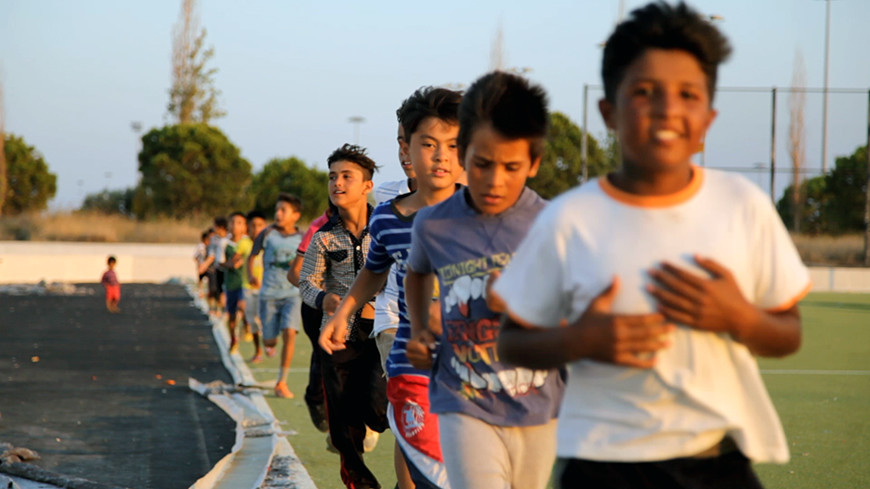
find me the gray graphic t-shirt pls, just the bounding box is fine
[253,226,303,300]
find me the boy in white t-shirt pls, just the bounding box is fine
[494,3,810,488]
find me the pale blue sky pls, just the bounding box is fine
[1,0,868,209]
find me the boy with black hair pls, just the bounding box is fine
[222,211,250,353]
[403,73,564,489]
[299,143,387,489]
[199,217,229,317]
[321,87,463,489]
[495,3,809,488]
[248,193,304,399]
[242,210,268,362]
[101,255,121,313]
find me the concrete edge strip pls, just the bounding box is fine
[184,285,317,489]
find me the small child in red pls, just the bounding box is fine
[101,256,121,313]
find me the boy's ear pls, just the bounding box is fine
[363,179,373,194]
[598,98,616,131]
[528,155,542,178]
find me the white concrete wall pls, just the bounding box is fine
[0,241,197,284]
[2,241,870,292]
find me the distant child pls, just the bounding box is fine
[299,144,387,489]
[242,210,268,363]
[194,230,210,295]
[321,87,463,489]
[403,73,564,489]
[287,204,334,433]
[222,211,250,353]
[101,255,121,313]
[248,194,304,399]
[199,217,230,317]
[494,3,810,489]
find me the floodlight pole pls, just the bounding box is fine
[348,116,365,145]
[821,0,831,174]
[581,84,589,184]
[770,88,777,203]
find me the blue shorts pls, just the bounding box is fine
[260,296,301,341]
[226,289,244,317]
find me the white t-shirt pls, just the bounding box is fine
[494,167,810,464]
[372,179,412,335]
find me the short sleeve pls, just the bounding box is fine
[492,205,573,328]
[749,191,811,310]
[406,213,433,274]
[364,206,393,273]
[251,227,269,256]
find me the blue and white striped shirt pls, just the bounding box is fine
[365,195,426,379]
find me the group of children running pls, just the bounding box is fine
[194,3,811,488]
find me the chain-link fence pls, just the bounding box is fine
[578,84,870,265]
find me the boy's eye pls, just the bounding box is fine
[632,86,653,97]
[680,89,700,100]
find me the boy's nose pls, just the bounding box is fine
[653,90,680,117]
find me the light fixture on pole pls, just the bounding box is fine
[348,116,365,145]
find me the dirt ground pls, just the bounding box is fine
[0,283,236,489]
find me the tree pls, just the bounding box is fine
[823,145,867,233]
[2,134,57,215]
[249,157,329,223]
[81,188,136,216]
[167,0,224,124]
[777,145,867,234]
[776,176,828,234]
[528,111,612,200]
[787,50,806,232]
[132,124,252,219]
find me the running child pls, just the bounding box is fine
[248,194,304,399]
[222,211,251,354]
[299,144,387,489]
[242,210,267,362]
[404,72,564,489]
[101,255,121,313]
[494,3,810,488]
[321,87,464,489]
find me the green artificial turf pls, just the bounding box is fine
[755,292,870,489]
[236,291,870,488]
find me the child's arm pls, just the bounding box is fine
[298,235,340,316]
[647,255,801,357]
[498,276,674,370]
[287,254,303,287]
[405,266,438,370]
[319,268,389,354]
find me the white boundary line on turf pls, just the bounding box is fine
[761,369,870,376]
[185,285,317,489]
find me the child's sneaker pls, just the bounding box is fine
[363,426,379,453]
[274,381,294,399]
[248,352,263,364]
[265,346,276,357]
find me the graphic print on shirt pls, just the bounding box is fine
[438,252,550,400]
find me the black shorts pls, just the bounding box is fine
[555,451,765,489]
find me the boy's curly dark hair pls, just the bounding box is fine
[326,144,379,181]
[602,1,732,103]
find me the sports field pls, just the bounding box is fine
[239,291,870,489]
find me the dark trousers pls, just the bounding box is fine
[555,451,765,489]
[320,325,388,489]
[300,302,324,407]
